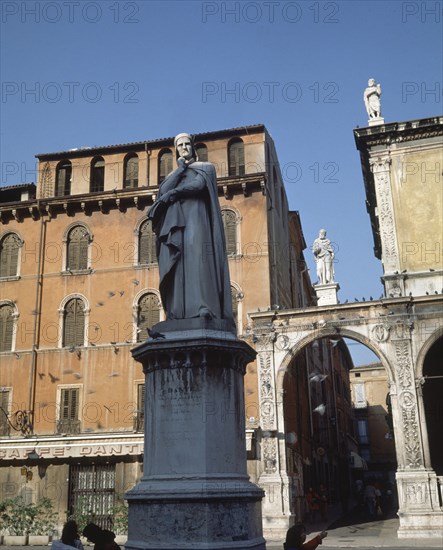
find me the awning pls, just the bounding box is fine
[349,451,368,470]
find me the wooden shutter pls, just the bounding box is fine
[228,139,245,176]
[67,226,89,270]
[158,151,173,183]
[124,155,139,188]
[91,158,105,192]
[139,220,157,264]
[61,387,79,421]
[63,298,85,347]
[0,390,10,435]
[137,294,160,342]
[0,304,14,352]
[195,144,208,162]
[222,210,237,255]
[0,233,21,278]
[56,161,72,196]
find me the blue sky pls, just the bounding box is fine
[1,0,442,364]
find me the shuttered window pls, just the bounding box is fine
[195,143,208,162]
[228,139,245,176]
[221,209,237,255]
[139,219,157,264]
[67,226,89,271]
[0,304,14,352]
[63,298,85,347]
[60,387,79,421]
[137,293,160,342]
[56,161,72,196]
[90,157,105,193]
[58,387,80,434]
[0,233,21,278]
[158,150,173,184]
[124,154,139,188]
[0,390,10,436]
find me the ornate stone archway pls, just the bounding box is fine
[249,294,443,538]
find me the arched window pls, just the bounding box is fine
[221,209,237,255]
[0,304,15,352]
[67,225,89,271]
[137,293,161,342]
[139,219,157,265]
[90,157,105,193]
[63,298,85,347]
[158,150,173,184]
[55,160,72,196]
[0,233,21,278]
[124,154,139,188]
[228,138,245,177]
[195,143,208,162]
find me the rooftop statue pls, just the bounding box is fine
[312,229,335,285]
[148,133,234,326]
[364,78,382,120]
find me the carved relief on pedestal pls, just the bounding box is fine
[404,482,427,506]
[258,353,277,431]
[262,436,278,474]
[395,341,423,469]
[369,157,399,273]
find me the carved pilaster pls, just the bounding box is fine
[257,351,277,431]
[369,156,400,274]
[394,340,423,469]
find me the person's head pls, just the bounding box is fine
[62,520,79,544]
[319,229,326,238]
[174,133,195,162]
[82,523,102,543]
[285,523,306,547]
[368,78,376,87]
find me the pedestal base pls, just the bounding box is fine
[368,116,385,126]
[313,282,340,306]
[126,327,265,550]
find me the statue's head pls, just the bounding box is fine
[174,133,195,162]
[319,228,327,238]
[368,78,376,86]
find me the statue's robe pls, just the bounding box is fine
[149,161,233,324]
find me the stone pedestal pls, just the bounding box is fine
[368,116,385,126]
[313,282,340,306]
[126,320,266,550]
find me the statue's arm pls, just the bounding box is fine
[174,171,206,196]
[158,167,185,196]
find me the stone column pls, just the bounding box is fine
[125,324,265,550]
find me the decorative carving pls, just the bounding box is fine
[372,323,390,342]
[262,436,278,473]
[259,353,276,431]
[402,407,422,468]
[404,482,427,505]
[40,162,53,198]
[395,341,413,390]
[369,157,399,273]
[394,341,423,468]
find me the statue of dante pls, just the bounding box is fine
[148,133,233,324]
[312,229,335,285]
[364,78,382,119]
